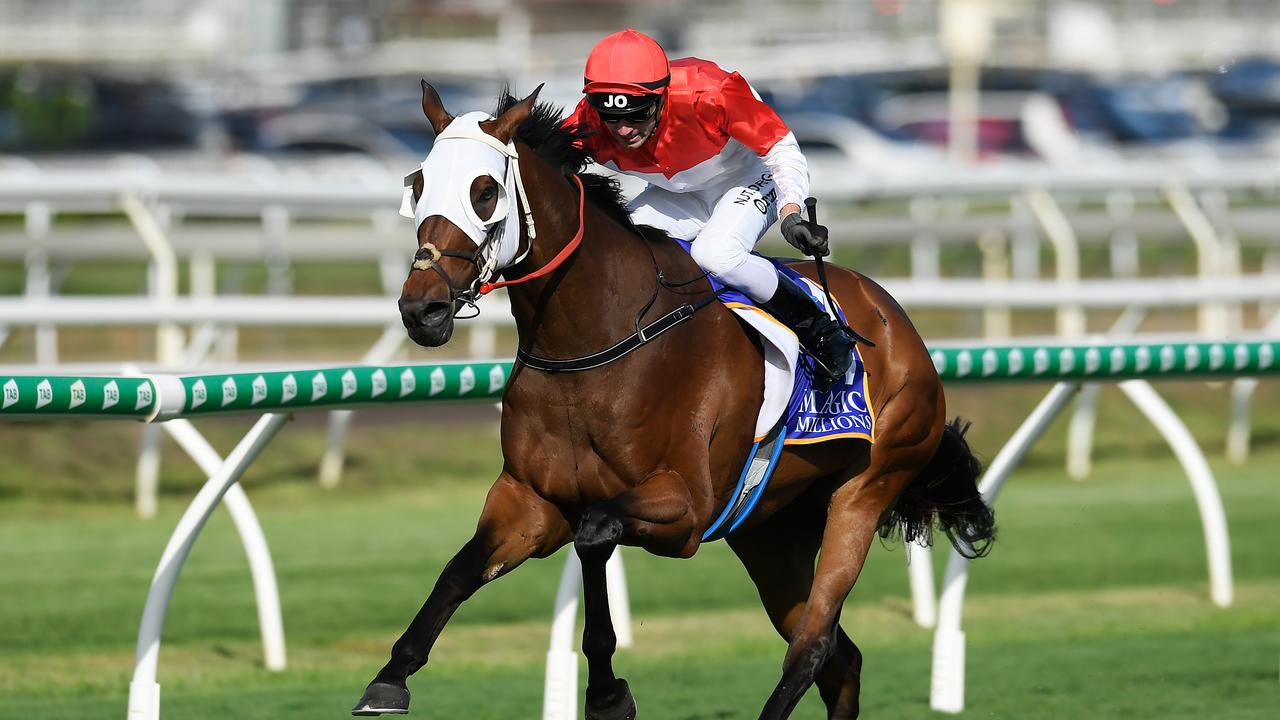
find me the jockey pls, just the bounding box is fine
[564,28,858,384]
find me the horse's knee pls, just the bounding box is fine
[816,629,863,716]
[575,507,623,563]
[761,631,837,719]
[784,630,836,684]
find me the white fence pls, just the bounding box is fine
[4,158,1278,368]
[4,159,1280,515]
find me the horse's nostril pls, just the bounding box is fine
[421,301,452,325]
[399,298,418,326]
[400,298,455,348]
[401,298,452,328]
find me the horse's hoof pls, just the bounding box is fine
[585,678,637,720]
[351,681,410,716]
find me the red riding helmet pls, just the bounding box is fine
[583,29,670,117]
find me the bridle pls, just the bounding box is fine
[409,219,511,319]
[407,166,588,319]
[405,115,722,372]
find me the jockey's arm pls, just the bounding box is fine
[712,71,812,222]
[761,132,807,220]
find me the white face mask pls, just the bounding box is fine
[398,111,534,281]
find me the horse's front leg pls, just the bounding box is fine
[576,470,704,720]
[352,473,570,715]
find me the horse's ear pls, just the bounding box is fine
[420,79,453,135]
[489,84,543,143]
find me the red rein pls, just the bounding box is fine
[477,174,586,296]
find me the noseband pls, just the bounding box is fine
[411,228,505,318]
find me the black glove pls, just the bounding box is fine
[780,213,830,257]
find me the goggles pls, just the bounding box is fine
[587,92,660,124]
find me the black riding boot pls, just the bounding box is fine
[759,270,857,387]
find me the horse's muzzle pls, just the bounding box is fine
[399,297,454,347]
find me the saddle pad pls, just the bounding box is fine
[673,241,875,445]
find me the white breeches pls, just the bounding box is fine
[627,168,781,302]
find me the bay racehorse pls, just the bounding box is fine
[352,82,995,719]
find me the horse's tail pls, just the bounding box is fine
[879,418,996,559]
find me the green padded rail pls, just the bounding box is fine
[931,340,1278,383]
[4,341,1278,420]
[0,375,155,418]
[175,361,512,415]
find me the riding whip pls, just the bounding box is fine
[804,197,875,348]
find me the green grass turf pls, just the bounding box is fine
[1,402,1278,718]
[3,250,1280,719]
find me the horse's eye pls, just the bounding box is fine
[478,187,496,203]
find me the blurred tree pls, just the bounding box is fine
[0,65,93,151]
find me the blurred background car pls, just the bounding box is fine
[1208,55,1280,142]
[219,73,502,160]
[763,65,1229,165]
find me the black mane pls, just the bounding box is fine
[494,91,638,232]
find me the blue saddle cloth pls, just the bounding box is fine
[673,240,875,446]
[673,242,875,541]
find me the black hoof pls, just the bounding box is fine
[351,681,410,716]
[585,678,637,720]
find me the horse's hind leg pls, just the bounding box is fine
[576,470,702,720]
[758,424,941,718]
[729,494,864,719]
[352,473,569,716]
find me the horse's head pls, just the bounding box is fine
[398,80,541,347]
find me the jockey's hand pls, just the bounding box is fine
[780,213,830,257]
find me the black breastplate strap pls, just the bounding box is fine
[517,290,725,373]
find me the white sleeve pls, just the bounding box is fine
[761,131,810,213]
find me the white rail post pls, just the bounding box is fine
[128,412,290,720]
[122,192,184,519]
[978,227,1011,339]
[931,382,1080,714]
[1105,190,1139,279]
[318,324,405,488]
[161,419,287,672]
[543,551,581,720]
[135,427,163,519]
[1198,190,1241,335]
[1163,182,1224,336]
[120,192,183,362]
[261,205,293,356]
[25,201,57,364]
[908,197,941,281]
[1226,377,1258,464]
[1008,194,1041,280]
[605,548,633,648]
[1065,382,1100,481]
[1261,244,1280,319]
[1066,308,1147,480]
[188,247,225,364]
[908,540,937,628]
[1024,187,1084,338]
[1117,380,1233,607]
